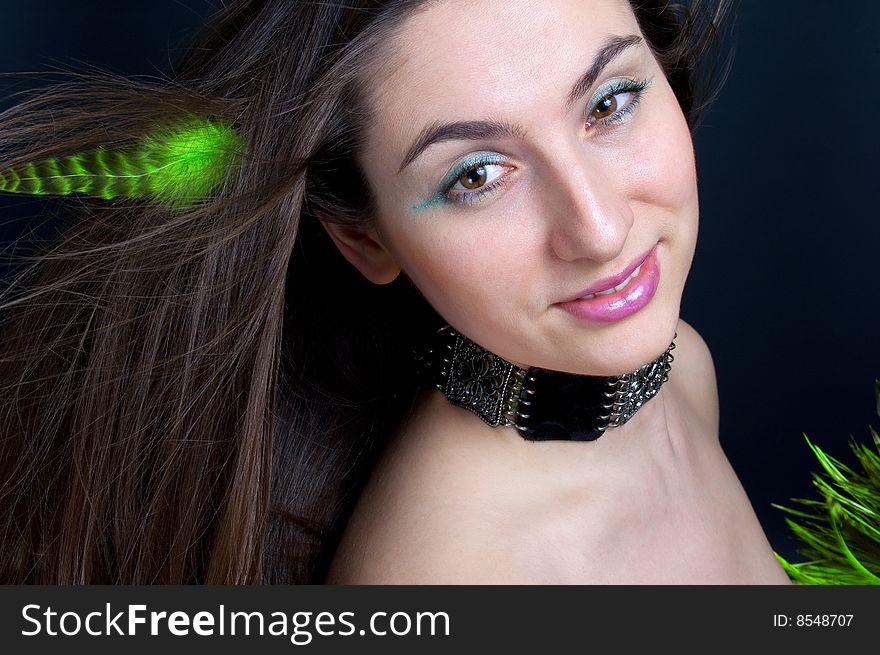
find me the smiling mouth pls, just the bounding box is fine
[552,244,661,323]
[577,264,642,299]
[558,243,656,303]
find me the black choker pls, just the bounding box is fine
[414,325,676,441]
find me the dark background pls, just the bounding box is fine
[0,1,878,566]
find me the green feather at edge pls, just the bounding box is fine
[772,380,880,584]
[0,116,240,209]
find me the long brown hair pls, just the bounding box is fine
[0,0,733,583]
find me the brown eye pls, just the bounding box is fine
[592,94,618,120]
[444,160,511,204]
[458,165,487,190]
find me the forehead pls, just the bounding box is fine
[364,0,643,156]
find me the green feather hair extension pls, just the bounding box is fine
[0,116,240,208]
[772,381,880,584]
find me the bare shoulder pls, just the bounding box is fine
[325,502,531,584]
[669,318,719,437]
[324,404,547,584]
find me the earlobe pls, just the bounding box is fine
[320,220,402,285]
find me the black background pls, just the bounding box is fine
[0,1,878,566]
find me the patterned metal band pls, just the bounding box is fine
[414,324,676,441]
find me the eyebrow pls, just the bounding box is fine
[397,33,644,174]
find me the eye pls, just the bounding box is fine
[584,77,653,129]
[440,151,514,205]
[586,90,635,128]
[449,162,507,193]
[595,92,626,118]
[410,153,514,211]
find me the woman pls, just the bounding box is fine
[0,0,791,583]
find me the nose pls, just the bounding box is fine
[544,151,634,264]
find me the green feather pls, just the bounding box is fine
[772,380,880,584]
[0,117,240,208]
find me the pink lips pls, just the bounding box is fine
[554,244,660,323]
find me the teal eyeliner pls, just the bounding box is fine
[411,151,505,211]
[586,75,654,127]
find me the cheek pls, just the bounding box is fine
[625,97,698,223]
[613,92,699,291]
[387,217,530,322]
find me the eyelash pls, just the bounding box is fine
[437,77,652,207]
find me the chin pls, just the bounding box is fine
[541,299,682,377]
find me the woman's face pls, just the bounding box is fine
[350,0,699,375]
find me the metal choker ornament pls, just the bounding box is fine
[415,325,676,441]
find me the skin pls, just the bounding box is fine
[330,0,692,376]
[322,0,792,583]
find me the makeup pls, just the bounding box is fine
[554,243,660,323]
[585,75,653,128]
[409,77,655,212]
[411,151,508,211]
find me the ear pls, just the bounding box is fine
[320,220,402,285]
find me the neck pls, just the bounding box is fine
[414,324,675,441]
[413,377,679,484]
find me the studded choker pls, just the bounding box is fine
[414,324,676,441]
